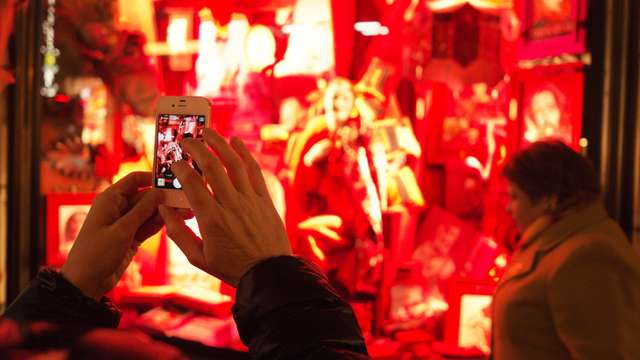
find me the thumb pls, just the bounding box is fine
[114,190,163,237]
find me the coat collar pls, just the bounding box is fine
[495,201,608,292]
[519,201,608,253]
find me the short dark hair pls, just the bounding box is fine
[502,141,601,211]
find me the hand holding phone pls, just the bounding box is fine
[159,129,292,286]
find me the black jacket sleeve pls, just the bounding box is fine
[3,268,120,329]
[232,256,370,359]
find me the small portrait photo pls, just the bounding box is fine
[458,294,493,354]
[58,205,90,258]
[46,193,95,266]
[523,83,572,144]
[445,280,496,355]
[518,65,583,148]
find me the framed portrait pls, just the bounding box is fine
[445,279,496,354]
[46,193,95,267]
[513,63,583,148]
[518,0,587,59]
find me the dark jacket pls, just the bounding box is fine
[2,256,369,359]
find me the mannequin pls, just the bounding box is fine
[288,77,383,297]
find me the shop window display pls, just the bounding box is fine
[287,76,385,297]
[518,0,586,58]
[516,63,583,147]
[25,0,589,356]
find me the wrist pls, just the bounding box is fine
[60,265,104,301]
[33,268,122,328]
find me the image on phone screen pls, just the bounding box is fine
[155,114,206,189]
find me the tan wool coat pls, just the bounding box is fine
[491,201,640,360]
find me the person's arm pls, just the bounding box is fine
[160,129,369,359]
[4,172,166,329]
[548,237,640,359]
[3,268,120,329]
[233,256,368,359]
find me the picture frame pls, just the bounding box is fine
[512,63,584,149]
[518,0,587,59]
[444,279,496,354]
[45,193,95,267]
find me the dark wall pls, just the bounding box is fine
[583,0,640,241]
[6,0,43,303]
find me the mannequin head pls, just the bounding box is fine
[324,77,355,133]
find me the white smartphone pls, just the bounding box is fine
[152,96,211,208]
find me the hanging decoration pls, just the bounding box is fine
[517,0,587,59]
[41,0,60,97]
[425,3,505,92]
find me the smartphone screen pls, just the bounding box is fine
[155,114,206,189]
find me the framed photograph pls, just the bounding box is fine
[445,279,496,354]
[46,193,95,266]
[513,63,583,148]
[518,0,587,59]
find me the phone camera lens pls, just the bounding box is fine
[171,104,175,107]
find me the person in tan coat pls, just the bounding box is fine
[491,140,640,360]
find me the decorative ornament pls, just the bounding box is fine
[355,57,395,103]
[41,0,60,97]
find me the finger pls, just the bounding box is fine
[123,189,164,225]
[127,188,151,212]
[171,161,214,214]
[90,172,152,226]
[113,189,163,237]
[230,136,269,197]
[202,129,252,194]
[84,190,131,229]
[159,205,206,269]
[133,211,164,245]
[181,139,236,205]
[108,172,152,197]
